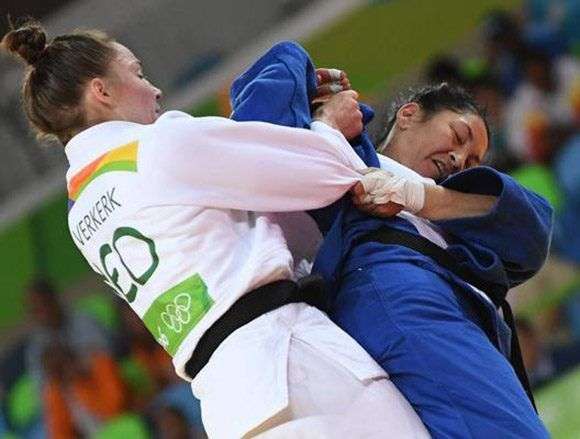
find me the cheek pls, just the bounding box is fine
[128,84,153,108]
[416,160,439,179]
[123,83,156,121]
[138,85,156,105]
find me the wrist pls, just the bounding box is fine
[417,184,445,218]
[312,116,339,132]
[312,104,339,130]
[360,169,426,214]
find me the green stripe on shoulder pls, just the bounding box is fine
[75,160,138,200]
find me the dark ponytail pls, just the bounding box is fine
[378,82,490,148]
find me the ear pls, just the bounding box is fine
[395,102,420,130]
[87,77,113,106]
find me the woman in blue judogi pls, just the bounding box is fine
[231,41,552,438]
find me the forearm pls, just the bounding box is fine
[417,185,498,221]
[434,166,553,286]
[150,114,367,212]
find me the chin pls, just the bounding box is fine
[417,162,438,180]
[142,113,157,124]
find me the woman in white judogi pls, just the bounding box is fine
[2,23,429,438]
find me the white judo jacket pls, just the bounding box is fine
[65,111,368,379]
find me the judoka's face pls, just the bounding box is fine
[386,104,488,182]
[88,43,163,124]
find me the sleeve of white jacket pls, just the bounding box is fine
[146,112,367,212]
[376,153,436,185]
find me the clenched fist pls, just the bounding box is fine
[313,90,363,140]
[350,181,404,217]
[313,68,352,101]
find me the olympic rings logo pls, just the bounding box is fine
[160,293,192,334]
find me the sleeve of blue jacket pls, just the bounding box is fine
[436,166,554,287]
[230,41,317,129]
[229,40,380,233]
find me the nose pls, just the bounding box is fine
[155,87,163,101]
[449,151,466,172]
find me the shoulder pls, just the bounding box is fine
[145,111,247,157]
[146,112,236,150]
[153,111,232,131]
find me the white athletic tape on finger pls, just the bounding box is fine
[328,69,342,81]
[329,83,343,93]
[360,168,425,213]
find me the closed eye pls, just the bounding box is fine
[452,127,462,144]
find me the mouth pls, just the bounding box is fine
[432,159,444,181]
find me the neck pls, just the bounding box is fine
[378,127,397,157]
[67,116,110,144]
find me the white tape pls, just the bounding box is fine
[329,83,343,93]
[360,168,426,214]
[328,68,342,81]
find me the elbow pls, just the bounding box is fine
[516,201,554,282]
[533,193,555,266]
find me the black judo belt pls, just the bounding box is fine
[184,277,326,381]
[358,227,537,412]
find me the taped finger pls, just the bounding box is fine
[315,82,344,97]
[328,68,342,82]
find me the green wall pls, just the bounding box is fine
[192,0,522,116]
[0,220,35,328]
[304,0,522,96]
[0,194,90,328]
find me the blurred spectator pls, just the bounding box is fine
[0,341,27,406]
[517,317,580,389]
[504,47,579,163]
[153,405,206,439]
[0,344,44,437]
[553,133,580,263]
[41,341,127,438]
[551,134,580,341]
[149,382,205,437]
[113,302,205,434]
[482,10,526,96]
[113,303,175,410]
[465,73,520,171]
[525,22,568,60]
[24,278,110,384]
[0,411,7,436]
[425,55,464,86]
[524,0,580,54]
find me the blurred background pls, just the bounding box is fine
[0,0,578,437]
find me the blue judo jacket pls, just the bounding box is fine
[230,41,554,321]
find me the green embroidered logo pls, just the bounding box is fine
[94,225,213,356]
[142,274,214,356]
